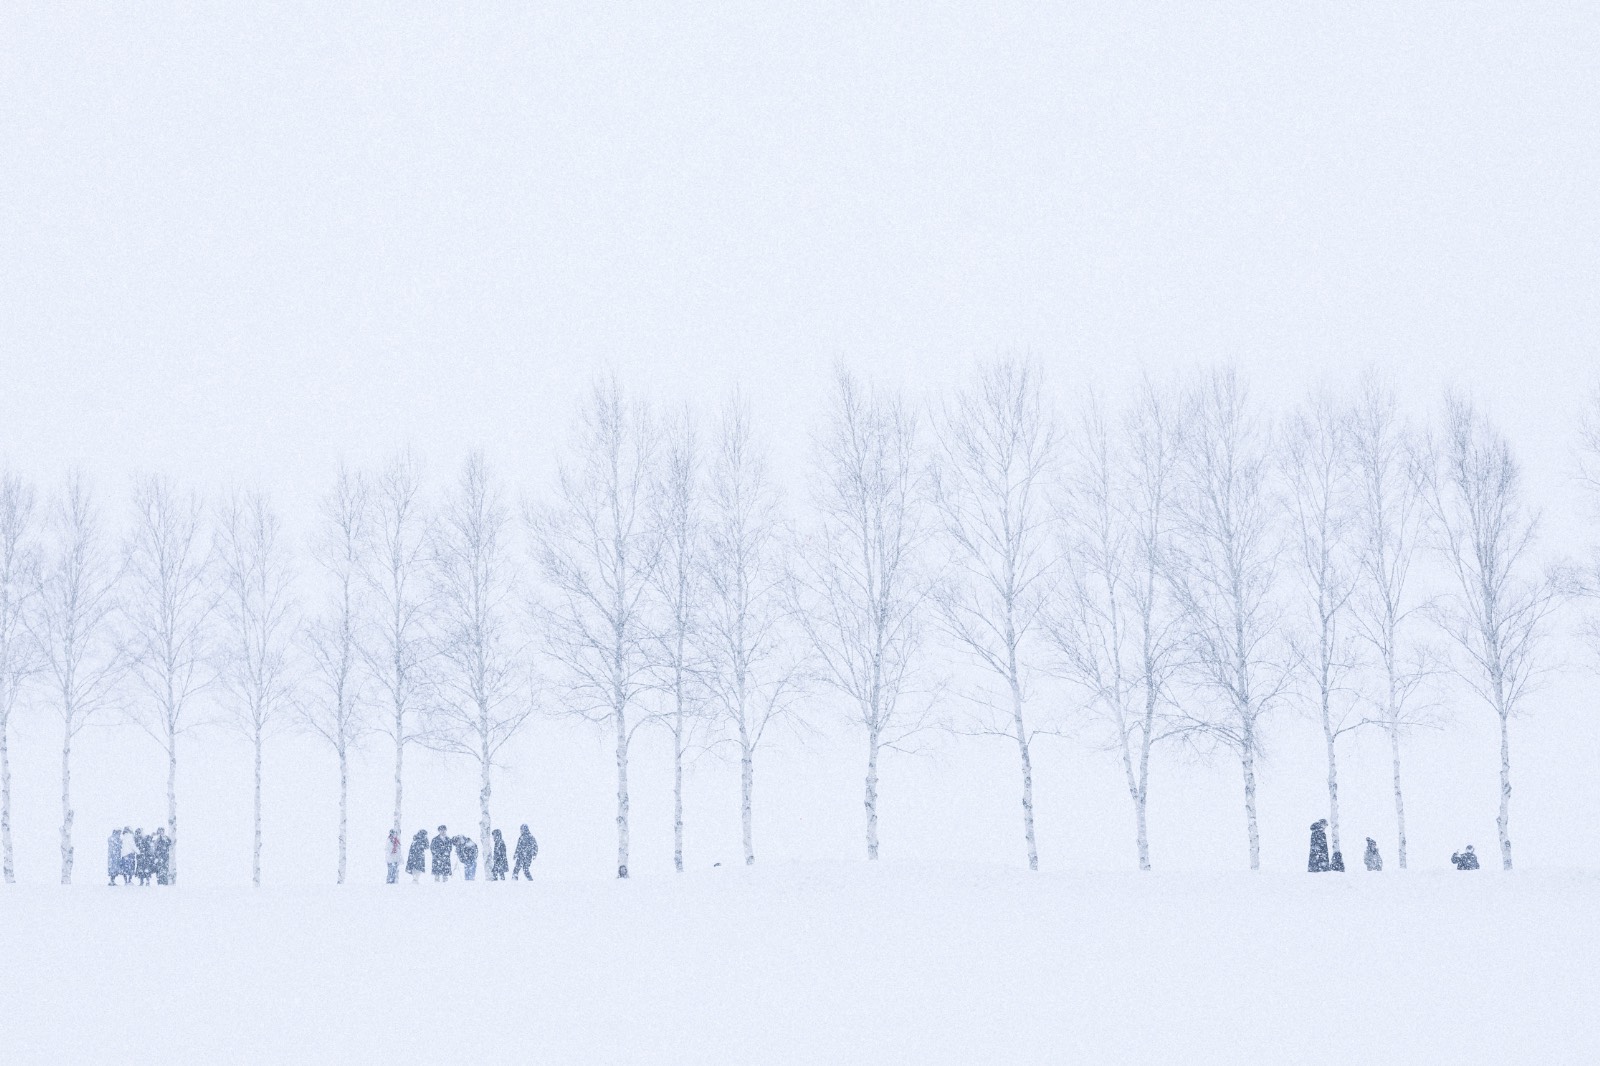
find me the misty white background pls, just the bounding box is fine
[2,2,1598,886]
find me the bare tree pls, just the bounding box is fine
[0,473,39,884]
[532,378,659,879]
[1168,370,1293,870]
[216,490,297,888]
[1348,377,1434,869]
[124,475,215,886]
[791,369,931,861]
[363,449,432,845]
[645,409,709,873]
[299,466,372,884]
[701,394,803,867]
[31,473,123,884]
[930,359,1058,871]
[1422,395,1554,871]
[1052,383,1184,871]
[1282,391,1363,869]
[426,453,532,867]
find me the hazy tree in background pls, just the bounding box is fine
[1053,384,1183,871]
[363,450,432,847]
[1348,378,1434,869]
[930,360,1058,871]
[702,395,803,867]
[534,379,660,878]
[427,453,531,868]
[32,474,124,884]
[1423,395,1555,871]
[300,466,372,884]
[1282,392,1362,869]
[124,476,215,886]
[1168,370,1293,871]
[792,369,931,861]
[646,409,709,873]
[217,490,297,888]
[0,474,39,884]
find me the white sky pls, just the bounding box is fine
[2,2,1598,883]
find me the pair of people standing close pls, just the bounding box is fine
[106,826,172,886]
[392,824,537,884]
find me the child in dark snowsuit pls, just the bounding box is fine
[512,825,537,880]
[1307,820,1330,873]
[406,830,428,884]
[489,830,508,881]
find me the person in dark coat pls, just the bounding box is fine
[456,835,479,881]
[118,826,137,884]
[107,829,124,887]
[1451,845,1480,870]
[406,829,428,884]
[134,829,155,886]
[1364,837,1383,871]
[512,825,537,880]
[489,829,508,881]
[1330,848,1345,872]
[153,829,172,885]
[1307,819,1330,873]
[430,825,454,882]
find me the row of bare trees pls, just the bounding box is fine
[0,363,1579,882]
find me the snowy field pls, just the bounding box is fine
[3,863,1595,1064]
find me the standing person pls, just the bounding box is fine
[430,825,454,882]
[107,829,124,887]
[153,829,172,885]
[135,829,155,886]
[1307,819,1330,873]
[1364,838,1383,872]
[489,829,508,881]
[119,827,138,885]
[512,824,537,881]
[457,835,479,882]
[385,829,402,885]
[406,829,428,884]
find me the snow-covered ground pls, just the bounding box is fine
[2,862,1593,1064]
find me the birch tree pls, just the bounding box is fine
[702,395,802,867]
[791,369,930,860]
[1168,369,1293,870]
[1422,395,1554,871]
[299,466,372,884]
[32,473,123,884]
[124,475,215,886]
[1052,383,1183,871]
[1348,378,1434,869]
[532,378,659,879]
[363,450,432,845]
[646,409,709,873]
[216,490,297,888]
[0,474,39,884]
[426,453,531,867]
[1282,392,1363,869]
[930,359,1058,871]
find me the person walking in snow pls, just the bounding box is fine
[1364,838,1382,871]
[456,835,479,881]
[153,829,172,885]
[406,829,428,884]
[1451,845,1480,870]
[107,829,124,886]
[1307,819,1331,873]
[385,829,402,885]
[119,826,138,884]
[489,829,508,881]
[512,824,537,881]
[430,825,454,882]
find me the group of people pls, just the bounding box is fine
[387,824,539,884]
[1307,819,1481,872]
[106,826,174,886]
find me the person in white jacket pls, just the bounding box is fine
[385,829,402,884]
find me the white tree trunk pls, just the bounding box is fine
[1010,674,1038,871]
[673,730,685,873]
[167,741,178,886]
[1391,723,1407,870]
[1498,708,1513,871]
[479,746,492,870]
[740,741,755,866]
[252,721,263,888]
[1241,728,1260,871]
[392,710,404,842]
[1322,693,1342,867]
[615,703,630,878]
[865,726,880,861]
[59,723,73,884]
[337,741,349,885]
[1,721,13,884]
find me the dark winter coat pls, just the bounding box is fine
[1330,849,1345,873]
[406,832,428,874]
[456,837,479,866]
[491,834,509,875]
[1451,848,1480,871]
[135,833,155,880]
[430,832,454,876]
[1364,839,1382,872]
[1307,821,1330,873]
[513,829,537,867]
[153,835,172,884]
